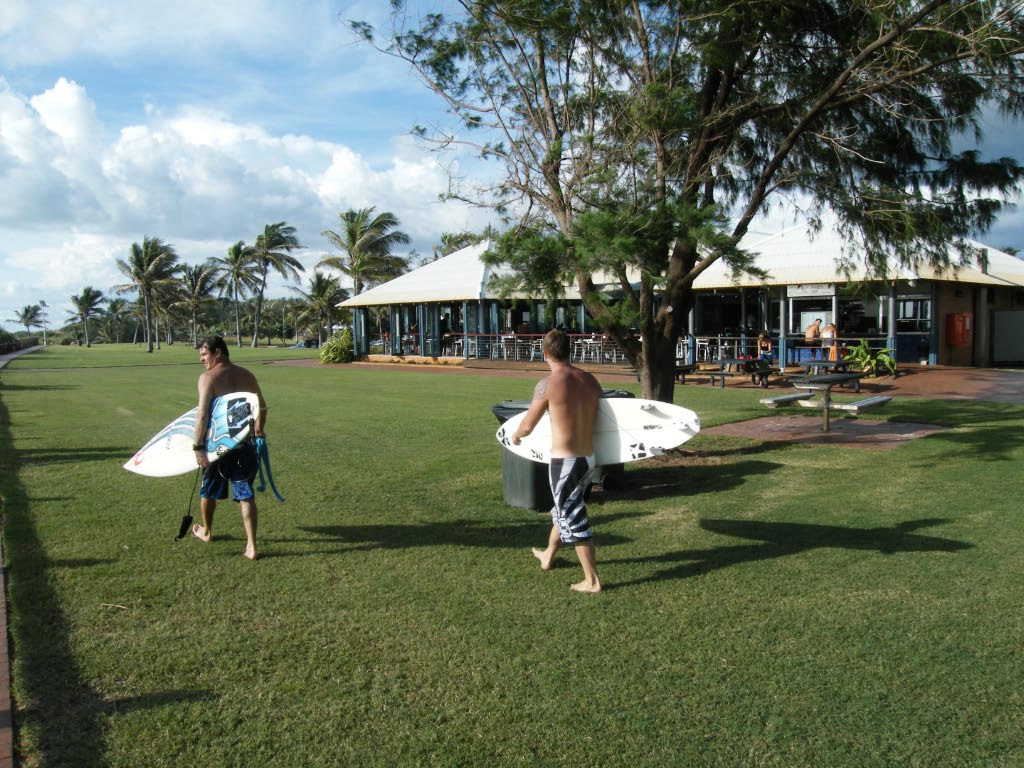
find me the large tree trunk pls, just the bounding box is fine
[233,286,242,347]
[251,266,269,348]
[144,296,154,353]
[635,332,678,402]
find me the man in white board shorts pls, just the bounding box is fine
[513,329,603,593]
[191,336,268,560]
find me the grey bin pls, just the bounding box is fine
[491,389,633,511]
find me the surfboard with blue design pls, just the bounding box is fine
[124,391,261,477]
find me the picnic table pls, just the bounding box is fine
[674,361,699,384]
[797,358,855,376]
[708,358,779,389]
[791,372,868,432]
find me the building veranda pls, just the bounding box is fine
[340,225,1024,369]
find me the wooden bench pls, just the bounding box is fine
[675,363,698,384]
[831,395,892,413]
[750,366,781,388]
[708,369,746,388]
[710,366,781,388]
[759,392,814,408]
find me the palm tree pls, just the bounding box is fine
[13,304,43,335]
[68,286,105,347]
[152,282,184,347]
[319,207,411,295]
[292,271,349,346]
[250,222,304,348]
[216,240,261,347]
[38,300,49,345]
[174,261,222,346]
[115,237,179,352]
[433,231,484,260]
[105,298,130,343]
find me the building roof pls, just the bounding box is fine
[695,222,1024,289]
[339,240,504,308]
[340,223,1024,308]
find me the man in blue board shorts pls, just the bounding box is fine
[512,329,603,593]
[191,336,268,560]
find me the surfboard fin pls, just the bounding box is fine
[175,515,193,541]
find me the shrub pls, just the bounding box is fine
[318,329,355,364]
[846,339,897,377]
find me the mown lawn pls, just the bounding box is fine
[1,345,1022,767]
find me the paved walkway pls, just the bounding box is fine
[337,357,1024,403]
[0,345,42,370]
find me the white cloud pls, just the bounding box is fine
[1,232,125,313]
[0,0,322,66]
[0,72,494,326]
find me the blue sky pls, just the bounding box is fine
[0,0,494,330]
[1,0,1022,332]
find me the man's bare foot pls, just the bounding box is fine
[570,580,602,594]
[532,547,554,571]
[192,523,211,543]
[243,546,258,561]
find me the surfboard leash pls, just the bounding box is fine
[175,468,202,541]
[254,437,285,502]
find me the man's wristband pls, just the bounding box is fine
[192,444,205,451]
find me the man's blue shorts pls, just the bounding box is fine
[199,444,259,502]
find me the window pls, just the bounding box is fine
[897,296,931,332]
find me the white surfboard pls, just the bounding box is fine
[124,391,261,477]
[496,398,700,465]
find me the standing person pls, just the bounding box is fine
[821,321,838,361]
[513,329,604,593]
[191,336,268,560]
[804,318,822,358]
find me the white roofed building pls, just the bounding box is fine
[340,225,1024,366]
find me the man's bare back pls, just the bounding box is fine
[201,362,262,399]
[195,342,267,452]
[543,365,603,457]
[196,344,266,432]
[512,359,602,457]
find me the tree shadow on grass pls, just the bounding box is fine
[17,446,133,466]
[296,518,632,553]
[609,459,785,502]
[2,477,109,765]
[907,421,1024,461]
[98,688,216,715]
[47,558,120,569]
[0,382,77,392]
[883,400,1024,460]
[0,393,133,765]
[610,517,972,589]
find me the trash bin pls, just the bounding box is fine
[491,389,634,510]
[492,400,552,511]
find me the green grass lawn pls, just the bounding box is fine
[1,345,1022,767]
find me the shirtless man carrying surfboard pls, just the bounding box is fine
[513,329,603,593]
[191,336,268,560]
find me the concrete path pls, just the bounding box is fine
[0,345,42,370]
